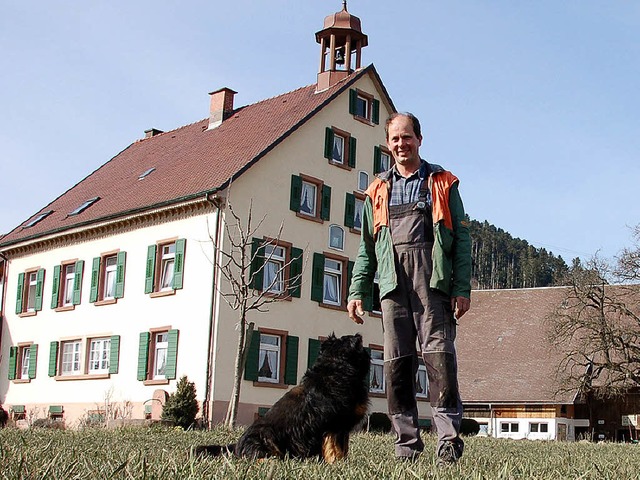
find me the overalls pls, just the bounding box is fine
[381,177,464,459]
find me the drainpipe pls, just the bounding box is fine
[202,194,224,428]
[0,252,8,356]
[489,403,493,437]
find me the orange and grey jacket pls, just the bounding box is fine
[348,162,472,305]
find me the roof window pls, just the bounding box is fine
[24,210,53,228]
[138,167,156,180]
[69,197,100,216]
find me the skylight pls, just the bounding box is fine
[69,197,100,216]
[24,210,53,228]
[138,167,156,180]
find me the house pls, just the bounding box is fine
[0,4,437,428]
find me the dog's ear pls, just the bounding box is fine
[349,333,363,350]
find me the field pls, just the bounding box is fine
[0,426,638,480]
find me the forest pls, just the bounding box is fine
[469,219,570,290]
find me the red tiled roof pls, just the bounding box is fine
[458,287,576,404]
[1,65,389,248]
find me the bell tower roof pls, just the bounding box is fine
[316,1,368,46]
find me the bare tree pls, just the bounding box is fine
[207,198,305,428]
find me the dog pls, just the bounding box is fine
[196,333,370,463]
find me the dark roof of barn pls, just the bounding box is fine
[1,65,392,248]
[457,287,577,404]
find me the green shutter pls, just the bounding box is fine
[90,257,101,303]
[165,329,179,380]
[373,146,382,174]
[73,260,84,305]
[349,89,357,115]
[345,193,356,228]
[115,252,126,298]
[311,253,325,303]
[145,245,156,294]
[284,335,299,385]
[372,98,380,124]
[289,174,302,213]
[307,338,321,370]
[172,240,185,290]
[28,344,38,379]
[51,265,61,309]
[48,341,59,377]
[34,268,45,311]
[324,127,334,160]
[346,261,355,308]
[137,332,150,381]
[321,184,331,221]
[244,328,260,381]
[109,335,120,375]
[348,136,357,168]
[288,247,303,298]
[15,272,25,314]
[249,238,265,291]
[8,346,18,380]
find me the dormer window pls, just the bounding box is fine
[24,211,53,228]
[69,197,100,216]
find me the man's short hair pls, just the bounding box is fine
[385,112,422,140]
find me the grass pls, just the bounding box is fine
[0,426,638,480]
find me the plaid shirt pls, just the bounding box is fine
[389,160,431,207]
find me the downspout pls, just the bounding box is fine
[489,403,493,437]
[0,252,8,358]
[202,194,223,428]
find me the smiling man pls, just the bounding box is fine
[347,112,472,466]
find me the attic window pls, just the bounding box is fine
[24,211,53,228]
[69,197,100,216]
[138,167,156,180]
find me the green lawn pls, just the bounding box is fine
[0,426,637,479]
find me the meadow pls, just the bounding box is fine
[0,426,638,480]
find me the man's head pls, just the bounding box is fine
[385,112,423,172]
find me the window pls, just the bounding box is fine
[24,210,52,228]
[8,344,38,381]
[51,260,84,309]
[145,239,185,295]
[374,146,393,174]
[137,329,179,383]
[349,89,380,124]
[358,171,369,191]
[530,422,549,433]
[69,197,100,216]
[138,167,156,180]
[369,348,385,394]
[501,422,519,433]
[290,174,331,222]
[249,238,303,298]
[329,225,344,251]
[311,253,353,309]
[90,251,126,303]
[48,336,120,379]
[324,127,356,168]
[15,268,44,315]
[344,192,365,231]
[416,361,428,398]
[244,328,299,386]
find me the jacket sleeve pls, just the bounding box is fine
[449,183,472,298]
[348,196,377,302]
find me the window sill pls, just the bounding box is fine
[368,311,382,318]
[143,379,170,386]
[12,378,31,384]
[252,381,289,390]
[353,115,374,127]
[54,373,110,381]
[369,391,386,399]
[18,311,37,318]
[349,227,362,235]
[328,160,352,171]
[295,212,324,224]
[319,302,347,312]
[55,305,76,312]
[149,290,176,298]
[94,298,117,306]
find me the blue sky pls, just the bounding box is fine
[1,1,639,262]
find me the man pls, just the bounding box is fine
[347,112,471,466]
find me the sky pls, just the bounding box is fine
[1,1,639,262]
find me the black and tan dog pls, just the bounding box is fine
[196,333,370,463]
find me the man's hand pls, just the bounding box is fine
[451,296,471,320]
[347,299,365,324]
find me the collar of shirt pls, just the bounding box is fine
[390,160,429,205]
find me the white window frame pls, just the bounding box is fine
[159,243,176,291]
[380,151,391,172]
[258,333,281,384]
[332,132,345,164]
[26,271,38,312]
[369,349,385,393]
[61,340,82,376]
[88,338,111,374]
[355,94,370,119]
[353,197,364,231]
[103,255,118,299]
[501,422,519,433]
[20,347,31,379]
[358,171,369,192]
[153,332,169,379]
[530,422,549,433]
[263,245,286,294]
[328,225,345,251]
[323,258,342,306]
[62,263,75,306]
[299,181,317,217]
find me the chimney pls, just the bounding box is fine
[144,128,164,139]
[208,87,237,130]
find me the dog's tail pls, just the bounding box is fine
[193,443,236,457]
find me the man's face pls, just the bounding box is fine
[386,115,422,169]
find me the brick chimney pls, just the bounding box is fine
[144,128,164,139]
[208,87,237,130]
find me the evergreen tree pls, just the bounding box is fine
[161,375,199,429]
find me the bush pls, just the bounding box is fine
[161,376,199,430]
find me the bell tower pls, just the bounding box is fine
[315,1,368,92]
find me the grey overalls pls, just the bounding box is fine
[381,175,464,459]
